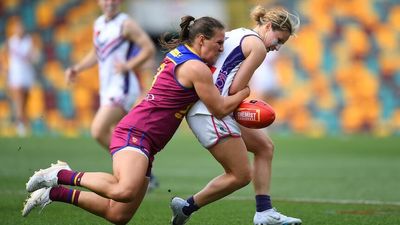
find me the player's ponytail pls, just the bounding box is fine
[179,15,195,41]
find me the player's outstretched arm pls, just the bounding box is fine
[65,48,97,84]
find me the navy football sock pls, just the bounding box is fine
[182,196,199,216]
[255,195,272,212]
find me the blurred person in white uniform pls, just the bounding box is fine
[2,18,38,136]
[65,0,159,189]
[65,0,155,148]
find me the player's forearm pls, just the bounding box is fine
[73,50,97,73]
[125,45,155,71]
[214,87,250,119]
[229,73,253,95]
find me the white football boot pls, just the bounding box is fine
[253,208,302,225]
[26,160,71,192]
[170,197,191,225]
[22,187,52,217]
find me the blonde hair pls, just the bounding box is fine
[250,5,300,35]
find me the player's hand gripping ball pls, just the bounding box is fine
[233,99,276,129]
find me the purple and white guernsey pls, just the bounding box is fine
[93,13,140,109]
[110,44,204,157]
[187,28,260,116]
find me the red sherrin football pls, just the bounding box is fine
[233,99,276,129]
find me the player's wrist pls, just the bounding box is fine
[123,62,132,73]
[69,65,79,73]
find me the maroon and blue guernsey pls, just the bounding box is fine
[110,44,204,161]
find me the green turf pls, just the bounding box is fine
[1,130,400,224]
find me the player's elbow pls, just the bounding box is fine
[148,45,156,57]
[146,42,156,57]
[209,109,229,120]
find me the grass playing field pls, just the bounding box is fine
[1,129,400,225]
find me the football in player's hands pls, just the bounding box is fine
[233,99,275,129]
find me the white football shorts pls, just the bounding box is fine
[186,114,241,149]
[100,74,140,112]
[8,69,35,89]
[100,90,139,112]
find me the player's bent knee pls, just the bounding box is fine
[232,169,252,188]
[265,141,274,156]
[241,171,252,186]
[232,176,251,189]
[106,211,133,225]
[256,140,274,159]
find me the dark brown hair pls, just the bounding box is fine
[160,16,225,51]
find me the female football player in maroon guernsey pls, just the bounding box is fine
[22,15,249,225]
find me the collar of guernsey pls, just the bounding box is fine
[166,44,216,72]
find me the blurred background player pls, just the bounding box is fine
[65,0,155,148]
[22,15,250,224]
[1,17,38,137]
[64,0,159,189]
[181,5,301,225]
[249,51,280,102]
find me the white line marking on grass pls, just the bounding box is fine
[226,196,400,206]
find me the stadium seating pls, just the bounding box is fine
[0,0,398,136]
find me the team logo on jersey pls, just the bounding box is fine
[215,70,228,93]
[170,49,182,58]
[145,94,155,101]
[132,137,137,143]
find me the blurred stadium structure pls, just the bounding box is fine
[0,0,399,137]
